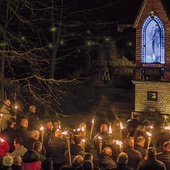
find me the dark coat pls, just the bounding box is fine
[15,126,30,142]
[156,151,170,170]
[115,163,134,170]
[46,137,67,164]
[137,157,166,170]
[98,152,117,170]
[1,127,16,152]
[25,112,40,131]
[134,144,146,158]
[123,146,143,170]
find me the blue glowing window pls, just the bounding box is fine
[141,15,165,64]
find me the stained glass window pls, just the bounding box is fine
[141,14,165,64]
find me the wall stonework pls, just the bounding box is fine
[133,81,170,114]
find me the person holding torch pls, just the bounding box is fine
[93,124,115,159]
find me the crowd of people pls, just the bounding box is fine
[0,99,170,170]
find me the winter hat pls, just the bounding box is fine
[3,155,13,167]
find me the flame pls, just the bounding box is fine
[82,138,86,143]
[62,131,68,135]
[165,126,170,130]
[92,118,95,124]
[116,140,123,146]
[81,126,85,131]
[146,132,152,137]
[40,126,44,131]
[108,125,112,134]
[120,122,124,130]
[98,136,102,140]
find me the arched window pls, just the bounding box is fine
[141,13,165,64]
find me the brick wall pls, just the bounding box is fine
[133,81,170,114]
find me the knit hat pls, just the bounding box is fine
[3,155,13,167]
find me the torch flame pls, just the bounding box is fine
[120,122,124,130]
[109,125,112,134]
[92,118,94,124]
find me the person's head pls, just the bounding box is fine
[14,137,23,149]
[133,112,140,120]
[4,99,10,106]
[20,118,28,128]
[33,141,43,152]
[79,122,86,130]
[30,130,40,140]
[54,130,63,138]
[3,155,13,167]
[72,155,84,167]
[136,124,145,132]
[163,141,170,151]
[46,121,54,130]
[7,118,16,128]
[22,149,40,163]
[53,120,61,129]
[13,155,22,166]
[82,160,94,170]
[29,105,36,113]
[84,153,93,162]
[117,152,129,164]
[72,135,82,145]
[42,158,53,170]
[102,147,112,156]
[136,136,146,147]
[100,124,108,132]
[124,136,134,148]
[146,147,156,159]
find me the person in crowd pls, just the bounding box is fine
[33,141,46,164]
[22,149,41,170]
[155,123,170,152]
[81,160,96,170]
[0,155,13,170]
[134,136,146,158]
[137,147,166,170]
[82,153,100,170]
[53,120,61,131]
[127,112,140,137]
[72,155,84,169]
[156,141,170,170]
[98,146,117,170]
[25,105,40,131]
[12,155,22,170]
[123,136,143,170]
[42,157,53,170]
[10,137,27,157]
[93,124,115,159]
[111,119,122,140]
[43,121,54,149]
[1,118,16,152]
[0,99,12,131]
[46,129,67,170]
[133,123,149,149]
[24,130,40,150]
[15,118,30,142]
[115,152,134,170]
[0,134,10,165]
[64,135,85,165]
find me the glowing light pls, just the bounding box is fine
[81,126,85,131]
[92,118,95,124]
[50,27,56,32]
[108,125,112,134]
[164,126,170,130]
[82,138,86,143]
[62,131,68,135]
[40,126,44,131]
[146,132,152,137]
[116,140,123,146]
[0,137,5,142]
[98,136,102,140]
[120,122,124,130]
